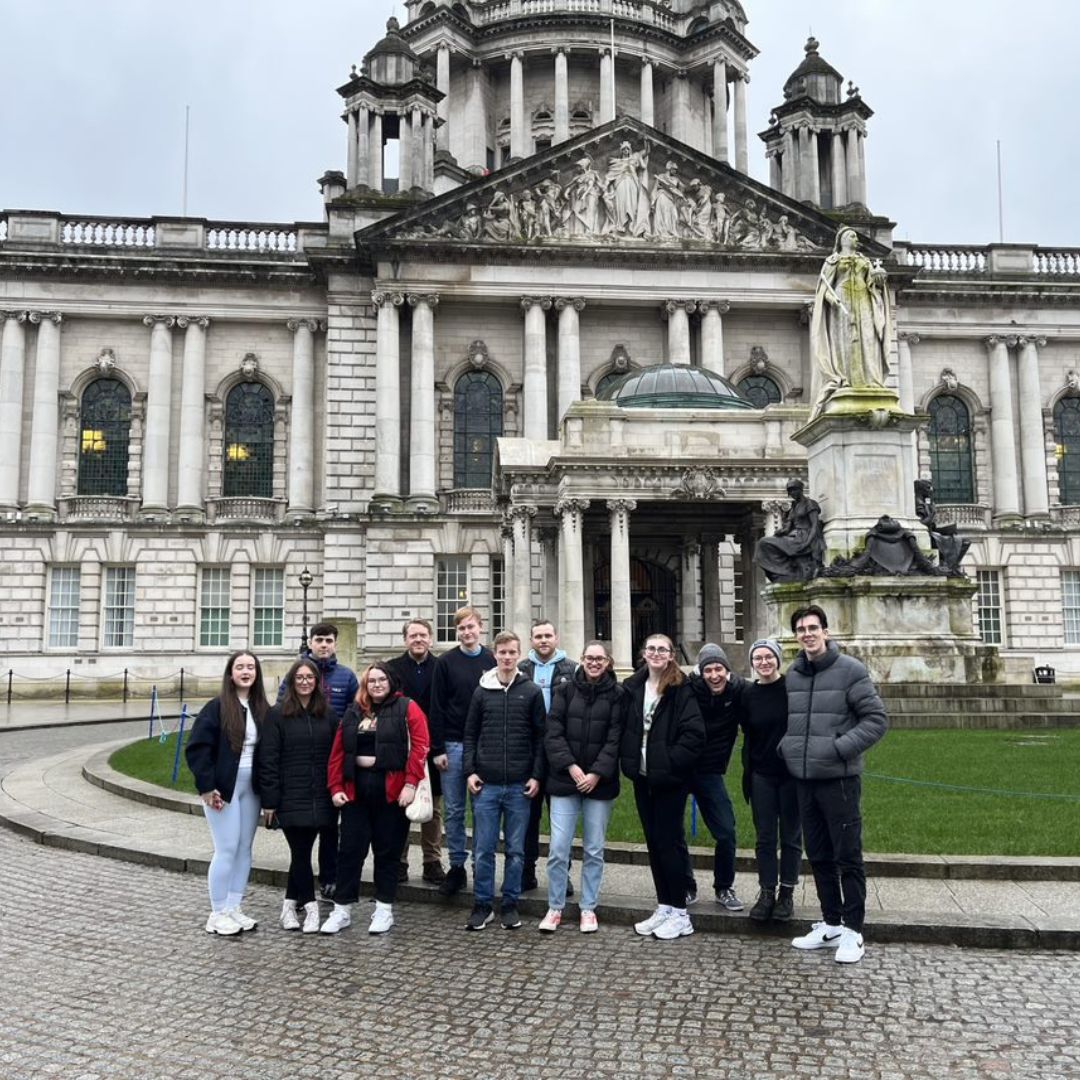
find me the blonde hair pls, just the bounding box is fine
[643,634,685,695]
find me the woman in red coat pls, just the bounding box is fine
[320,661,429,935]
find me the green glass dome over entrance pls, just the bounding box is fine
[597,363,756,410]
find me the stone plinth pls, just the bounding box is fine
[763,576,997,684]
[794,394,927,560]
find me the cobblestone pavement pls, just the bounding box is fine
[1,827,1078,1080]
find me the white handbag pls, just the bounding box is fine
[405,760,434,823]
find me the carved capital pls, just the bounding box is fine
[143,314,176,329]
[1017,334,1047,350]
[1004,335,1020,349]
[606,498,637,515]
[28,310,62,325]
[898,331,920,346]
[509,504,538,524]
[555,497,590,519]
[520,295,553,312]
[407,292,440,309]
[554,296,586,313]
[984,335,1002,350]
[371,289,405,308]
[698,300,730,316]
[1,310,28,323]
[662,299,696,318]
[683,541,702,561]
[506,49,524,63]
[175,315,210,330]
[286,317,323,333]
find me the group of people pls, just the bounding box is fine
[185,601,887,964]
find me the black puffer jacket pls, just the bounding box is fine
[185,697,263,803]
[544,667,624,800]
[257,703,337,828]
[687,672,745,775]
[464,669,546,785]
[619,670,705,789]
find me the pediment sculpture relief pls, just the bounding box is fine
[402,139,822,251]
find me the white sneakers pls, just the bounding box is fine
[579,911,598,933]
[791,922,865,963]
[301,901,321,934]
[225,907,257,931]
[280,899,300,931]
[653,911,694,940]
[834,927,865,964]
[320,904,352,934]
[634,906,672,936]
[205,911,243,936]
[369,901,394,935]
[538,909,562,933]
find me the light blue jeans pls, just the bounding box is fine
[472,783,531,907]
[442,740,468,870]
[203,767,260,912]
[547,794,615,913]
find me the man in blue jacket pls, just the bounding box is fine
[781,605,887,965]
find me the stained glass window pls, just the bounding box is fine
[453,371,502,489]
[78,379,131,496]
[928,394,975,504]
[737,374,782,409]
[223,382,275,498]
[1053,397,1080,505]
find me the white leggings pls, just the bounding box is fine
[203,767,260,912]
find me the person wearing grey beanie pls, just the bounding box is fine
[696,643,730,674]
[748,639,782,667]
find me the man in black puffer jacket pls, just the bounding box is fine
[782,605,887,966]
[463,631,546,932]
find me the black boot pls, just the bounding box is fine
[520,863,539,892]
[773,885,795,921]
[749,887,776,922]
[439,864,467,897]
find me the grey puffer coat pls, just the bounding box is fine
[780,640,887,780]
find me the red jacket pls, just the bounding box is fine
[327,692,429,805]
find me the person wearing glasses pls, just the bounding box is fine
[620,633,704,940]
[259,658,337,933]
[782,605,887,964]
[538,641,624,934]
[320,662,430,935]
[740,639,801,923]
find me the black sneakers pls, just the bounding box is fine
[773,886,795,921]
[466,905,494,931]
[501,905,522,930]
[439,864,467,897]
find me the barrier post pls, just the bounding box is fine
[123,668,129,703]
[65,669,71,704]
[6,669,11,706]
[179,667,185,702]
[171,704,188,785]
[148,685,159,739]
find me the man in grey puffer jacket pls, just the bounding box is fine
[781,604,887,964]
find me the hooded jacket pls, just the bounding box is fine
[277,651,359,723]
[519,650,576,710]
[780,640,887,781]
[544,666,624,800]
[463,668,546,785]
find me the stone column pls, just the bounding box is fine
[831,130,848,206]
[521,296,551,440]
[1017,335,1050,519]
[370,110,384,191]
[664,300,693,366]
[26,311,62,516]
[846,128,863,205]
[176,316,209,516]
[733,74,748,173]
[699,300,729,375]
[501,517,515,632]
[509,51,526,159]
[796,126,811,201]
[422,113,435,190]
[681,541,702,648]
[510,504,536,632]
[896,331,918,413]
[807,126,821,205]
[607,498,635,670]
[712,59,728,163]
[741,515,766,644]
[554,48,570,143]
[539,525,559,628]
[701,539,722,643]
[640,58,655,128]
[287,318,319,518]
[599,49,614,124]
[436,44,451,153]
[407,293,439,510]
[555,297,585,422]
[768,151,781,190]
[398,107,417,190]
[373,290,404,505]
[986,335,1021,522]
[856,131,868,205]
[346,109,358,187]
[556,497,589,659]
[356,106,370,188]
[466,60,488,171]
[0,311,27,509]
[140,315,175,514]
[781,128,796,198]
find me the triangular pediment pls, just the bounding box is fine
[357,117,870,262]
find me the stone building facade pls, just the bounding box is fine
[2,0,1079,686]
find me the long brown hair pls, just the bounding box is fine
[355,661,398,718]
[281,659,328,720]
[219,651,270,753]
[643,634,685,696]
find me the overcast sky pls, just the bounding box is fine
[2,0,1077,246]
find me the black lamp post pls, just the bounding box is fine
[298,567,314,655]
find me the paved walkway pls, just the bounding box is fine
[1,728,1077,950]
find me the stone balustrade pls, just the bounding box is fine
[935,503,991,531]
[59,496,138,523]
[206,223,299,253]
[206,497,286,524]
[899,243,1080,276]
[473,0,676,28]
[444,489,497,514]
[901,245,988,273]
[1051,506,1080,528]
[60,218,156,247]
[1034,249,1080,276]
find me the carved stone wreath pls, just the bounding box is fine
[672,466,724,500]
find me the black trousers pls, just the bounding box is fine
[633,778,690,909]
[282,825,320,905]
[796,775,866,932]
[750,771,803,890]
[316,815,338,887]
[335,771,409,905]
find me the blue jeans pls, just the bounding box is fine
[471,783,531,908]
[547,794,614,912]
[686,772,737,892]
[442,741,468,870]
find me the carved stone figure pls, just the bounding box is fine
[564,155,604,236]
[810,225,892,417]
[753,478,826,582]
[824,516,944,577]
[687,179,713,239]
[603,141,650,236]
[914,479,970,577]
[536,174,562,238]
[518,188,538,241]
[713,191,730,244]
[650,160,689,239]
[459,202,482,240]
[483,187,517,241]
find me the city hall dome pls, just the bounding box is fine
[597,363,755,410]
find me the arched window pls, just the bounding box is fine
[1054,397,1080,505]
[223,382,275,498]
[927,394,975,503]
[596,370,631,399]
[78,378,131,496]
[454,371,503,489]
[736,374,782,408]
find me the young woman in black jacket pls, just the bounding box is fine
[259,659,338,933]
[620,633,705,941]
[185,651,270,936]
[539,641,624,934]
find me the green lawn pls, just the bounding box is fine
[110,728,1080,857]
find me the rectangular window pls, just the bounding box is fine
[490,556,505,636]
[103,566,135,648]
[976,570,1003,645]
[436,556,470,643]
[253,568,284,648]
[199,567,231,648]
[48,567,81,648]
[1063,571,1080,646]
